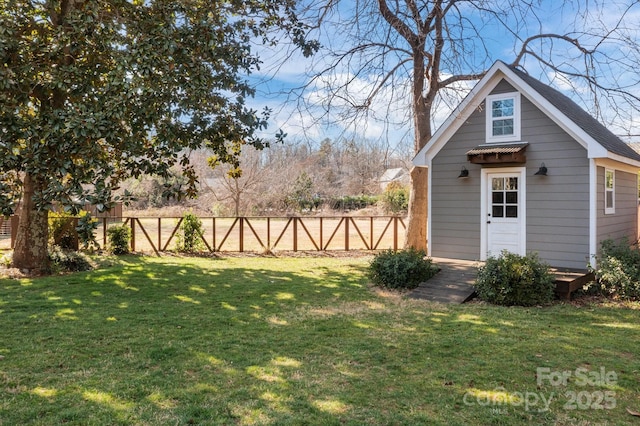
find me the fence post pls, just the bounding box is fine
[102,217,108,248]
[319,217,323,250]
[239,217,244,252]
[344,216,349,251]
[157,218,162,252]
[267,217,271,249]
[293,217,298,251]
[130,218,136,252]
[393,216,398,251]
[212,217,216,251]
[370,217,374,250]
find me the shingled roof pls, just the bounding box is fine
[507,63,640,162]
[414,60,640,168]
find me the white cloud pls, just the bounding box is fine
[545,70,590,95]
[250,66,479,150]
[252,44,313,85]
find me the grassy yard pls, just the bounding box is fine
[0,255,639,425]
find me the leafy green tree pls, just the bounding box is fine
[288,171,316,212]
[0,0,316,272]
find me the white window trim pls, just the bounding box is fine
[605,168,615,214]
[485,92,521,143]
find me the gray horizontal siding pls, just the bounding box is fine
[430,160,482,260]
[527,232,590,244]
[431,78,590,269]
[519,83,590,270]
[597,168,638,245]
[430,94,484,260]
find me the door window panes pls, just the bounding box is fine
[491,176,518,219]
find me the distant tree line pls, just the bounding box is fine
[119,137,411,216]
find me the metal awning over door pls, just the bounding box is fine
[466,143,528,164]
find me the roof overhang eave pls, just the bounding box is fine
[591,151,640,170]
[412,153,429,167]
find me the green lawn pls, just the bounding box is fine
[0,255,639,425]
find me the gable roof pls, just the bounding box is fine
[414,60,640,167]
[509,66,640,162]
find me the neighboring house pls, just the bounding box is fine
[83,202,123,218]
[379,167,409,190]
[413,60,640,270]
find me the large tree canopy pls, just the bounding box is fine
[0,0,316,271]
[294,0,640,250]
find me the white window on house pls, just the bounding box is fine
[486,92,521,143]
[605,169,615,214]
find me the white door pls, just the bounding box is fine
[485,171,525,257]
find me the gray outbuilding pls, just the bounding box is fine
[413,61,640,270]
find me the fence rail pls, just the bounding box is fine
[1,216,407,254]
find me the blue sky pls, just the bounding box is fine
[246,0,640,153]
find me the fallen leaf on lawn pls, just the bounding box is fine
[626,408,640,417]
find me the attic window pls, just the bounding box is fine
[486,92,521,143]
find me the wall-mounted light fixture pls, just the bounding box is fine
[534,162,548,176]
[458,166,469,179]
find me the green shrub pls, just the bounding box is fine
[475,251,554,306]
[76,211,100,251]
[381,182,408,214]
[587,238,640,299]
[0,252,12,268]
[327,195,378,211]
[49,210,99,252]
[107,224,131,255]
[176,212,206,253]
[48,211,77,250]
[368,248,436,290]
[49,245,94,273]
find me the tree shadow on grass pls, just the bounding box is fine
[0,255,639,425]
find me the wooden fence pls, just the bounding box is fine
[2,216,407,254]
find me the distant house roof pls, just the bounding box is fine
[414,60,640,168]
[379,168,406,183]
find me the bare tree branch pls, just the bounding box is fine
[377,0,419,46]
[277,0,640,249]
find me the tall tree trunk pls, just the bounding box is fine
[12,173,50,274]
[404,53,432,251]
[404,167,428,249]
